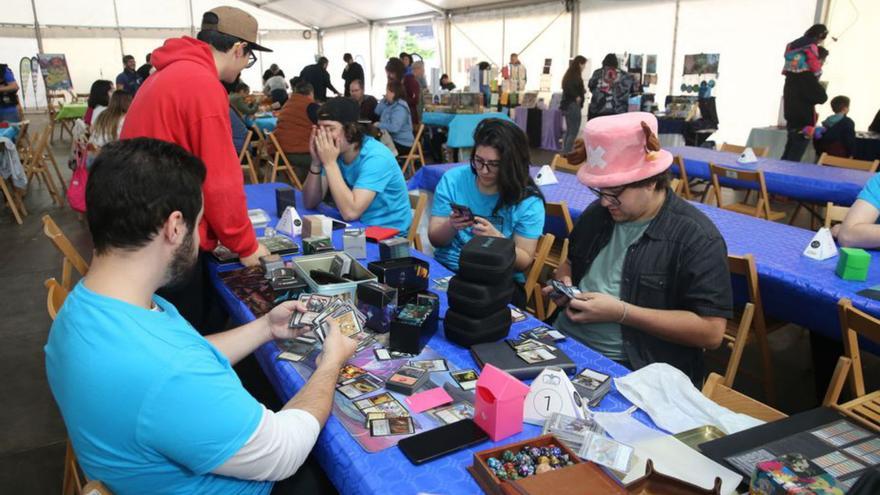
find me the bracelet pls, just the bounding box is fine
[309,168,322,175]
[617,300,628,324]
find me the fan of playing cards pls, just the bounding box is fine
[289,293,368,343]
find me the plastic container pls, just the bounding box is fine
[291,252,377,301]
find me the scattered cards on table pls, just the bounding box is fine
[431,276,452,292]
[369,416,415,437]
[408,359,449,372]
[507,337,558,364]
[336,374,383,399]
[520,325,566,342]
[510,307,528,323]
[338,364,369,384]
[450,369,479,391]
[289,293,368,342]
[429,402,474,425]
[355,392,410,418]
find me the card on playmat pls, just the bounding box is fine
[517,347,556,364]
[369,416,415,437]
[337,374,383,399]
[450,369,479,391]
[408,359,448,372]
[364,411,387,427]
[510,338,556,352]
[510,307,527,323]
[338,364,368,384]
[277,351,306,362]
[523,325,566,342]
[429,402,474,424]
[374,348,392,361]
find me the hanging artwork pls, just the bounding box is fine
[37,54,73,91]
[645,54,657,74]
[683,53,720,75]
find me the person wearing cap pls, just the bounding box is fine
[302,97,412,234]
[299,57,340,102]
[544,113,732,386]
[120,6,273,333]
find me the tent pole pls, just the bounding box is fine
[444,14,452,75]
[111,0,125,59]
[29,0,44,54]
[317,31,324,57]
[569,0,580,58]
[501,13,506,68]
[188,0,196,37]
[368,22,374,91]
[668,0,681,97]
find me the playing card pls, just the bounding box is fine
[431,276,452,292]
[336,374,383,399]
[510,307,527,323]
[450,369,479,391]
[304,294,332,312]
[277,351,306,362]
[522,325,566,342]
[517,347,556,364]
[388,366,424,386]
[363,412,387,427]
[374,348,392,361]
[338,364,368,384]
[408,359,448,372]
[573,368,610,391]
[369,416,414,437]
[429,402,474,424]
[510,338,556,353]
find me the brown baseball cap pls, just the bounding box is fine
[201,6,272,52]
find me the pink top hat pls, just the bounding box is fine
[576,112,674,188]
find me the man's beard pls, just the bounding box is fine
[161,230,198,290]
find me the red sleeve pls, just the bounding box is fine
[805,44,822,74]
[191,115,259,258]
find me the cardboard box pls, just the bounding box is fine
[473,364,529,442]
[835,247,870,281]
[302,215,333,238]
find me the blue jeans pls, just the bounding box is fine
[562,104,582,154]
[0,106,20,123]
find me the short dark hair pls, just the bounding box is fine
[123,55,134,64]
[294,80,314,95]
[628,170,671,191]
[805,23,829,40]
[399,52,411,64]
[344,53,353,62]
[385,57,405,80]
[318,56,329,66]
[145,53,151,63]
[342,123,366,148]
[831,95,850,113]
[349,79,363,90]
[88,79,113,109]
[234,81,250,93]
[601,53,618,68]
[386,81,405,101]
[87,138,206,255]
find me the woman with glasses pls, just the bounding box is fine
[428,119,545,306]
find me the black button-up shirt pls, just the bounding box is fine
[567,190,733,385]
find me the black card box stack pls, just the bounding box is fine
[356,281,398,333]
[444,236,516,347]
[367,257,430,299]
[275,187,296,217]
[389,297,439,354]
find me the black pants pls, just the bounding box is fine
[156,252,229,335]
[782,128,810,162]
[270,454,338,494]
[394,141,412,157]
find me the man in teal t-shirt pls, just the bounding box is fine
[303,97,412,234]
[45,137,356,494]
[835,172,880,248]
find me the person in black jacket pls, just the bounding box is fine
[869,109,880,134]
[560,55,587,154]
[262,63,284,84]
[814,95,856,158]
[300,57,340,102]
[341,53,364,98]
[782,47,829,161]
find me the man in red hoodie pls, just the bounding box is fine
[121,6,271,333]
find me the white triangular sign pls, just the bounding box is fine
[737,148,758,164]
[803,227,838,260]
[523,367,585,426]
[534,165,559,186]
[276,206,302,238]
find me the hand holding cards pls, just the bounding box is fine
[548,279,581,302]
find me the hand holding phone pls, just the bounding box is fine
[449,203,475,230]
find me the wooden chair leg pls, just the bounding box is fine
[755,328,777,404]
[269,155,279,183]
[0,178,24,225]
[822,357,852,407]
[47,152,68,194]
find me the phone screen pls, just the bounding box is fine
[450,203,475,222]
[398,419,489,465]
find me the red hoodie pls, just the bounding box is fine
[120,37,257,258]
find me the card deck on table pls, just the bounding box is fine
[450,369,479,391]
[510,307,527,323]
[374,348,392,361]
[572,368,610,392]
[517,347,556,364]
[509,338,557,353]
[338,364,368,384]
[408,359,448,373]
[363,412,387,427]
[521,325,566,342]
[369,416,415,437]
[386,365,429,395]
[336,374,383,399]
[429,402,474,425]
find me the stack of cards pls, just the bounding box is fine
[288,293,367,342]
[571,368,612,406]
[275,338,317,363]
[336,373,384,400]
[396,303,433,327]
[408,359,448,373]
[507,337,558,364]
[510,307,528,323]
[548,279,582,300]
[354,392,415,436]
[450,369,479,391]
[541,412,606,454]
[519,325,566,343]
[385,365,429,395]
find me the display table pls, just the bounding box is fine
[855,131,880,162]
[657,117,687,148]
[421,112,512,149]
[252,115,277,133]
[667,145,871,206]
[748,126,880,163]
[422,111,456,127]
[511,107,563,152]
[209,183,659,495]
[409,164,880,350]
[54,102,87,121]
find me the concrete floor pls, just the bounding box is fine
[0,116,876,492]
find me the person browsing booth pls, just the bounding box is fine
[302,97,412,233]
[428,119,545,306]
[45,138,358,495]
[545,113,732,385]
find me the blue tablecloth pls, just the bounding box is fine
[0,126,18,142]
[253,116,277,133]
[409,164,880,349]
[668,146,872,206]
[446,112,512,148]
[208,183,656,495]
[422,112,456,127]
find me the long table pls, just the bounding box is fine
[747,126,880,163]
[408,164,880,349]
[667,145,872,206]
[208,183,655,495]
[422,112,512,148]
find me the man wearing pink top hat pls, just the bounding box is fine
[545,112,732,386]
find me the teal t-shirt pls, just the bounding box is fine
[431,165,545,281]
[554,219,650,361]
[336,136,412,233]
[44,282,269,495]
[857,172,880,214]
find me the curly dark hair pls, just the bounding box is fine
[471,119,544,214]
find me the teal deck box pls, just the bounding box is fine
[835,247,871,281]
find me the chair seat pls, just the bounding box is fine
[838,391,880,431]
[722,202,787,221]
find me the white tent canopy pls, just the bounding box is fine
[3,0,878,145]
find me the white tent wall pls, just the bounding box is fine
[250,37,319,92]
[448,12,504,90]
[322,27,373,94]
[819,0,880,132]
[42,37,125,93]
[502,3,571,94]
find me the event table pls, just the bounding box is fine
[422,111,456,127]
[511,107,563,152]
[253,115,277,133]
[747,126,880,164]
[208,183,656,494]
[667,145,872,206]
[421,111,512,148]
[657,117,687,148]
[54,102,87,121]
[408,164,880,348]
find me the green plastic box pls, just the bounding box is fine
[835,247,871,281]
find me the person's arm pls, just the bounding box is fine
[204,301,304,365]
[377,104,406,133]
[836,199,880,248]
[313,127,380,221]
[0,80,18,93]
[375,98,388,117]
[587,71,599,92]
[324,71,340,95]
[428,214,472,247]
[302,127,329,209]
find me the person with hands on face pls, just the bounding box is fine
[428,119,545,307]
[45,138,358,495]
[302,97,412,234]
[543,113,732,386]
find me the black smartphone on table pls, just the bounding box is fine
[398,419,489,465]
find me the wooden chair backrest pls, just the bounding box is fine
[709,163,773,219]
[15,120,30,155]
[720,143,769,158]
[408,192,428,252]
[550,154,580,173]
[264,131,303,189]
[818,153,880,172]
[400,124,426,178]
[837,298,880,397]
[728,254,768,333]
[42,215,90,290]
[523,233,555,303]
[823,202,850,229]
[26,125,51,169]
[702,372,787,422]
[672,155,692,199]
[45,278,69,321]
[544,201,574,235]
[238,130,254,162]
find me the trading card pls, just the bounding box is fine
[408,359,448,372]
[354,392,395,411]
[432,275,452,292]
[510,307,528,323]
[289,310,320,329]
[351,331,375,351]
[582,434,634,473]
[277,351,306,362]
[374,348,392,361]
[336,374,383,399]
[305,294,332,312]
[450,369,479,391]
[338,364,368,384]
[279,340,315,356]
[573,368,610,391]
[430,402,474,424]
[549,279,581,300]
[327,310,362,337]
[389,350,417,359]
[388,366,424,386]
[370,417,415,437]
[517,348,556,364]
[329,255,345,278]
[364,412,387,427]
[509,338,555,353]
[295,334,317,344]
[523,325,566,342]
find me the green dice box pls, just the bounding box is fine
[835,247,871,281]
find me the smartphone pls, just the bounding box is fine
[398,419,489,465]
[450,203,475,222]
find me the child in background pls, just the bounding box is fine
[814,96,856,158]
[782,24,829,77]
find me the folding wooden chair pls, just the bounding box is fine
[400,124,426,179]
[702,372,787,423]
[263,131,303,189]
[522,233,555,321]
[25,126,64,206]
[817,152,880,173]
[15,120,32,160]
[821,299,880,432]
[671,156,693,200]
[709,163,785,221]
[550,154,580,174]
[0,158,25,225]
[408,192,428,252]
[823,202,850,229]
[42,214,90,291]
[238,130,260,184]
[543,201,572,272]
[720,143,769,158]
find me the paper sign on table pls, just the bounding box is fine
[534,165,559,186]
[276,206,302,237]
[405,387,453,413]
[523,366,585,426]
[803,227,838,261]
